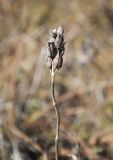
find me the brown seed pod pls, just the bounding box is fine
[57,56,63,70]
[47,42,57,60]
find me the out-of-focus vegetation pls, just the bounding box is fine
[0,0,113,159]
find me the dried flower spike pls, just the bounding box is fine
[45,26,66,160]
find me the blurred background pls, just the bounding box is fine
[0,0,113,159]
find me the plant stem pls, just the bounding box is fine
[51,64,60,160]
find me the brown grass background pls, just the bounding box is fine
[0,0,113,159]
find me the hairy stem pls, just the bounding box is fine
[51,65,60,160]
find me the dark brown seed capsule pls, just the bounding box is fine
[47,42,57,59]
[57,56,63,70]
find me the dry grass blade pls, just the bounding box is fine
[12,126,48,160]
[0,110,5,160]
[7,101,47,159]
[7,100,23,160]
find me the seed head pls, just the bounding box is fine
[46,25,66,72]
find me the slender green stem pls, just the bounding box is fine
[51,63,60,160]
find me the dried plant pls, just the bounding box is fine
[45,25,66,160]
